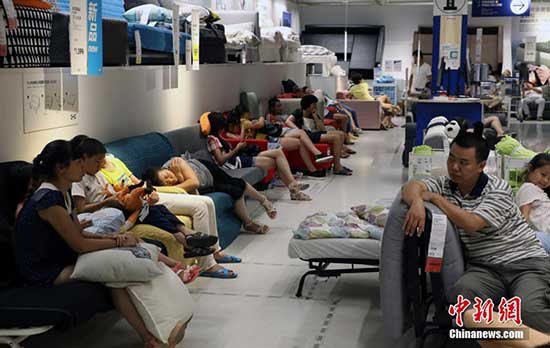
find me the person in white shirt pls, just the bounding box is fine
[408,50,432,96]
[519,82,546,121]
[516,153,550,243]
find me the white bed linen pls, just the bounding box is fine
[288,237,381,260]
[301,54,338,76]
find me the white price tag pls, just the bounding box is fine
[191,9,199,70]
[425,213,447,273]
[185,39,191,70]
[134,30,142,65]
[70,0,87,75]
[172,4,180,66]
[0,14,7,57]
[1,0,17,30]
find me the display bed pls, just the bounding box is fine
[288,238,380,297]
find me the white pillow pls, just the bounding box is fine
[224,21,255,35]
[127,263,194,344]
[71,243,163,283]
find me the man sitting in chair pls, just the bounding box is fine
[401,124,550,347]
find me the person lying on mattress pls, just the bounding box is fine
[402,124,550,348]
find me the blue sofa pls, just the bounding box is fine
[104,125,262,249]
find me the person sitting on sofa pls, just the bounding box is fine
[93,146,241,279]
[70,137,217,260]
[518,81,547,121]
[15,139,168,348]
[143,156,275,235]
[286,95,353,176]
[207,112,312,201]
[323,95,362,139]
[401,125,550,347]
[228,99,333,177]
[348,71,399,129]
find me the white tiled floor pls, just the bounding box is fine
[25,124,408,348]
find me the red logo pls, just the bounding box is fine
[449,296,522,327]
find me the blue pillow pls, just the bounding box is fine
[123,4,173,24]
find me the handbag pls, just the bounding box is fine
[261,123,283,137]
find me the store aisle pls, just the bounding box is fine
[25,126,408,348]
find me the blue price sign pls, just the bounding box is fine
[86,0,102,75]
[472,0,531,17]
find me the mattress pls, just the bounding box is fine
[301,54,338,76]
[128,23,190,54]
[50,12,128,67]
[288,237,381,260]
[259,36,281,62]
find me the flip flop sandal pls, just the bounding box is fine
[243,221,270,234]
[176,265,201,284]
[260,199,277,219]
[184,246,214,258]
[216,255,242,264]
[185,232,218,248]
[200,267,238,279]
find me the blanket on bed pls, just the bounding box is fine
[293,204,389,240]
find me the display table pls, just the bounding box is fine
[414,98,483,145]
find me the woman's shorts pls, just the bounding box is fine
[305,130,324,144]
[240,155,256,168]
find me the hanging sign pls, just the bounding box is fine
[472,0,531,17]
[434,0,468,16]
[475,28,483,64]
[70,0,102,75]
[191,9,200,70]
[172,4,179,66]
[523,36,537,63]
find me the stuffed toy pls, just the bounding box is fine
[445,120,461,141]
[103,181,155,231]
[424,116,450,151]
